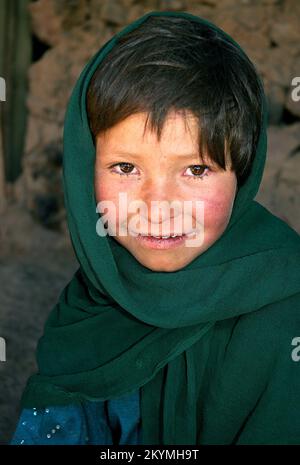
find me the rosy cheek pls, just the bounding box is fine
[95,177,130,234]
[202,192,234,230]
[94,176,114,203]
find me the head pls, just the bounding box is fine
[87,15,264,272]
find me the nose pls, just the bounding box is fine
[139,176,181,226]
[142,174,178,201]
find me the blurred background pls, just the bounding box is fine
[0,0,299,445]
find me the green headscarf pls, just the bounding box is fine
[20,11,300,444]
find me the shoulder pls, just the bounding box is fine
[253,201,300,248]
[238,292,300,337]
[206,294,300,415]
[230,292,300,369]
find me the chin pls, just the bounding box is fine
[144,263,182,273]
[136,255,189,273]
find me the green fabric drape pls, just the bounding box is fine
[20,11,300,445]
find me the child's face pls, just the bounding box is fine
[94,111,237,272]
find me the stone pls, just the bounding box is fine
[259,47,294,87]
[270,15,300,50]
[159,0,187,10]
[100,0,130,26]
[28,0,63,46]
[28,0,91,46]
[273,151,300,232]
[255,123,300,233]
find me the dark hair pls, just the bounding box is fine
[86,15,264,188]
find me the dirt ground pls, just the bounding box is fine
[0,201,78,444]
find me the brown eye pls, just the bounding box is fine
[119,162,134,174]
[185,164,210,180]
[110,162,137,176]
[190,165,206,176]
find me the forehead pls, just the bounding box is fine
[96,111,200,156]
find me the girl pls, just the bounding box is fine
[10,10,300,445]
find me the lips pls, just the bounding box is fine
[139,234,184,238]
[135,233,189,250]
[132,230,198,250]
[137,232,195,238]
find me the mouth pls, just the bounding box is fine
[134,232,196,250]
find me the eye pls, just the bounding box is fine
[109,162,138,177]
[184,164,210,180]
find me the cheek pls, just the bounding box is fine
[200,182,236,230]
[94,173,119,204]
[95,175,133,231]
[94,175,118,228]
[204,197,233,227]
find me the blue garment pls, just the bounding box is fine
[10,390,141,445]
